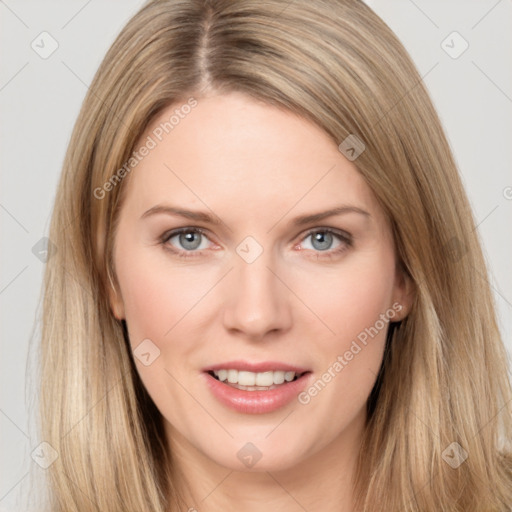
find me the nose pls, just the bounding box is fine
[222,250,293,341]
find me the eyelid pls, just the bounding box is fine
[298,226,353,244]
[160,225,352,242]
[160,226,214,246]
[161,226,208,237]
[160,225,353,258]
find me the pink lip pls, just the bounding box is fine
[203,360,309,373]
[203,365,312,415]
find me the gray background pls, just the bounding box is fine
[1,1,511,509]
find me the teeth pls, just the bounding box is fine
[256,371,273,387]
[273,371,285,385]
[284,371,295,382]
[238,371,256,386]
[212,369,299,386]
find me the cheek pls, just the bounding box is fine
[115,250,213,412]
[117,249,211,344]
[293,255,395,427]
[300,252,396,346]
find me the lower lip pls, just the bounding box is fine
[203,372,311,414]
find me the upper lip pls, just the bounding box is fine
[203,360,310,374]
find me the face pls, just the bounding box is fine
[109,92,412,473]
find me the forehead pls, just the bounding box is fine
[121,92,379,221]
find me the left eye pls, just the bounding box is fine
[301,230,344,252]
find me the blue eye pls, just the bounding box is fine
[160,227,352,260]
[300,228,352,259]
[161,228,211,257]
[305,230,337,251]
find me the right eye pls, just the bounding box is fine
[160,227,214,258]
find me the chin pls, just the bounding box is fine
[200,428,316,473]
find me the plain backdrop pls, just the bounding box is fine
[1,1,511,510]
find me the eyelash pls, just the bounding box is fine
[159,227,353,261]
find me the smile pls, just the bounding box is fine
[203,362,312,414]
[209,369,303,390]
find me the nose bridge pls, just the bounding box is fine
[222,242,291,338]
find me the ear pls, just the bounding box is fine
[390,264,415,322]
[107,269,125,320]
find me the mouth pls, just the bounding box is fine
[202,362,312,414]
[207,369,307,391]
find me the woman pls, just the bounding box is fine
[38,0,512,510]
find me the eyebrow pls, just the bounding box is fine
[140,204,370,226]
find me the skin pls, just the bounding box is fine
[109,91,413,511]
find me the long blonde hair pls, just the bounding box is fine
[38,0,512,510]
